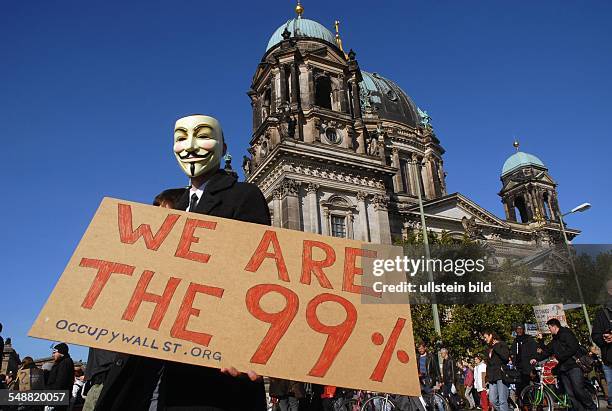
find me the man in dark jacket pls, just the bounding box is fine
[592,289,612,409]
[532,319,596,411]
[441,348,461,409]
[95,115,269,411]
[46,343,75,411]
[82,348,119,411]
[511,324,537,403]
[417,342,440,394]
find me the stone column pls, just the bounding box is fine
[290,62,299,105]
[437,160,447,195]
[350,80,362,119]
[391,147,402,193]
[507,196,517,222]
[280,179,301,230]
[423,156,435,199]
[357,191,369,241]
[338,74,348,113]
[306,65,314,110]
[306,183,319,233]
[272,189,282,227]
[279,65,287,106]
[321,207,330,236]
[271,72,278,113]
[372,194,392,244]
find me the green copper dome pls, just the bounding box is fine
[501,151,546,176]
[359,71,420,127]
[266,18,336,51]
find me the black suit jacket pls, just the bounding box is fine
[96,170,270,411]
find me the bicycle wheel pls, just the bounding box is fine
[586,383,600,410]
[519,385,553,411]
[433,393,452,411]
[360,396,396,411]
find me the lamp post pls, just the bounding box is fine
[411,159,442,340]
[557,202,592,334]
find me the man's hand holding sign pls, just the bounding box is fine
[29,115,419,410]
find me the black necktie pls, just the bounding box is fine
[189,193,199,212]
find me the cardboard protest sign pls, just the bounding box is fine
[524,323,538,336]
[30,198,419,395]
[533,304,568,333]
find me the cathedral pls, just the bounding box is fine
[242,2,578,267]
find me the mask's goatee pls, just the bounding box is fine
[190,163,195,176]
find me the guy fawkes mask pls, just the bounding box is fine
[173,115,224,178]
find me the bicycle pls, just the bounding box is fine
[519,363,598,410]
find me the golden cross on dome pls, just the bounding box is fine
[334,20,345,52]
[513,139,520,151]
[295,0,304,17]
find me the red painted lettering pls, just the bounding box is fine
[300,240,334,288]
[174,218,217,263]
[244,230,289,282]
[170,282,224,346]
[342,248,380,297]
[117,203,180,250]
[121,270,181,330]
[79,258,135,309]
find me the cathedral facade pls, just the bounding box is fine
[242,3,578,265]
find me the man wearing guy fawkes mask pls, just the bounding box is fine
[95,115,270,411]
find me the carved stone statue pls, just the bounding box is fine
[418,107,432,128]
[462,216,484,239]
[367,136,379,156]
[242,155,252,176]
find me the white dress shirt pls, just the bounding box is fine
[188,181,208,211]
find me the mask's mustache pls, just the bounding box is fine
[179,151,212,160]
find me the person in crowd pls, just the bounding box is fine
[70,367,85,410]
[592,281,612,409]
[45,343,75,411]
[152,188,186,208]
[0,374,6,390]
[440,348,460,409]
[511,324,537,403]
[417,342,440,394]
[17,356,45,391]
[95,115,270,410]
[320,385,337,411]
[268,378,304,411]
[81,349,119,411]
[483,330,510,411]
[6,371,18,390]
[474,354,488,411]
[463,360,476,409]
[532,318,596,411]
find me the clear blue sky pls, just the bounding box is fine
[1,0,610,360]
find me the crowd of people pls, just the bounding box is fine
[1,305,612,411]
[409,318,610,411]
[1,115,611,411]
[0,335,85,411]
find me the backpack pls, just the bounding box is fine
[573,345,595,374]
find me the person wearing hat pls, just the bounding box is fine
[45,343,75,410]
[510,324,537,404]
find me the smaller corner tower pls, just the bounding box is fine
[499,141,560,224]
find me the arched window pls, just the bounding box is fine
[514,196,529,223]
[315,76,332,109]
